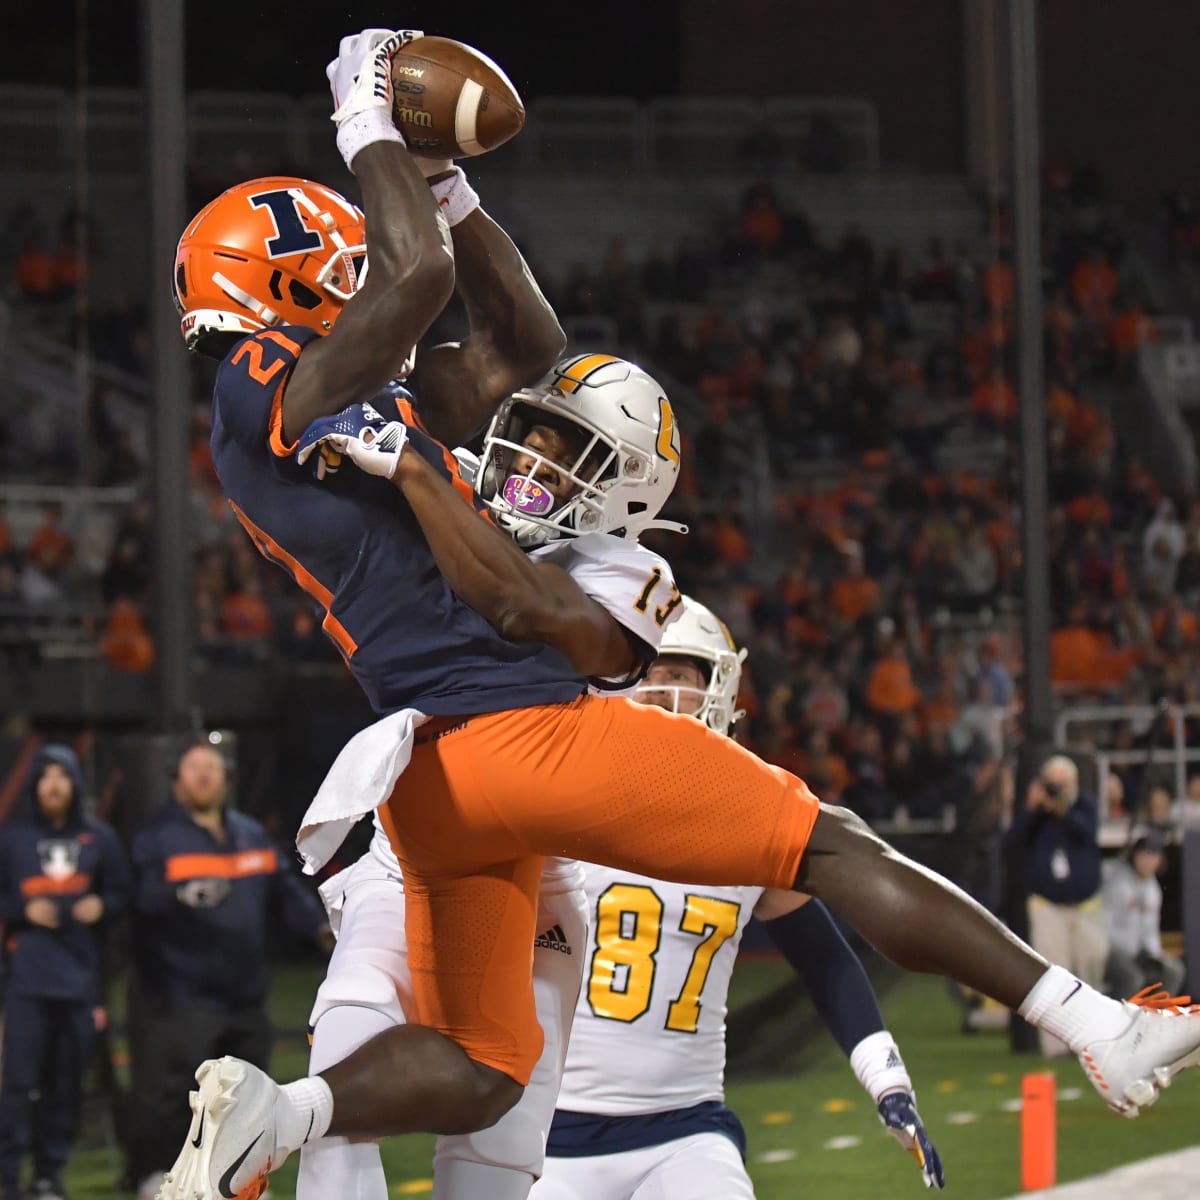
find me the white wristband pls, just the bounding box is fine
[429,166,481,227]
[850,1031,913,1103]
[336,110,406,172]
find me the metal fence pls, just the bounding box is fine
[0,86,880,177]
[1055,702,1200,833]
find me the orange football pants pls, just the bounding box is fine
[384,693,819,1084]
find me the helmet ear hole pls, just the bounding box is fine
[288,280,322,310]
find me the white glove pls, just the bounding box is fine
[327,29,423,124]
[298,413,409,481]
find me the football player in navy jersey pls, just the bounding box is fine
[158,27,1200,1200]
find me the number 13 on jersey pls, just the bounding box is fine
[586,883,741,1034]
[633,567,682,627]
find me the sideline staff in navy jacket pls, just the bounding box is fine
[0,744,129,1200]
[1003,753,1106,1057]
[128,740,330,1192]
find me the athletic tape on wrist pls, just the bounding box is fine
[429,166,481,227]
[850,1030,913,1103]
[336,110,406,171]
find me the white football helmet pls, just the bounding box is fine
[636,595,748,736]
[477,353,685,547]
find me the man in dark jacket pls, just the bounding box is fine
[128,741,331,1197]
[0,744,130,1200]
[1004,753,1107,1056]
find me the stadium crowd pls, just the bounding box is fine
[2,167,1200,836]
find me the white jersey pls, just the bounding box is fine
[556,866,765,1115]
[367,532,680,879]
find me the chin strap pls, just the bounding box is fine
[632,518,689,537]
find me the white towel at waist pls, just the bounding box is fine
[296,708,427,874]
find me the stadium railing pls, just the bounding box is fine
[1055,701,1200,840]
[0,86,881,176]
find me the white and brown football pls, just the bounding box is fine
[390,36,525,158]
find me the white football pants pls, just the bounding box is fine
[533,1131,756,1200]
[297,850,588,1200]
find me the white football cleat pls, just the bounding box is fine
[1077,986,1200,1118]
[156,1057,277,1200]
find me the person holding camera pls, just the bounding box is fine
[1004,754,1107,1057]
[127,741,332,1199]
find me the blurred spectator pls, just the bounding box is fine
[1004,755,1106,1057]
[866,639,920,721]
[844,723,891,823]
[950,516,998,612]
[801,667,849,734]
[1138,785,1177,839]
[101,534,151,605]
[1070,246,1118,327]
[970,374,1017,427]
[1183,773,1200,827]
[14,225,56,303]
[830,547,879,626]
[51,215,85,305]
[25,504,73,574]
[1102,832,1185,999]
[100,599,155,674]
[0,745,129,1200]
[738,184,784,259]
[1141,499,1184,600]
[127,743,331,1196]
[795,727,848,803]
[219,574,274,644]
[977,634,1015,708]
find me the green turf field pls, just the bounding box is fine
[61,961,1200,1199]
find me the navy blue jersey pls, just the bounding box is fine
[131,801,326,1009]
[0,747,130,1001]
[210,326,584,716]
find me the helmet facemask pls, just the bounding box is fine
[482,401,626,547]
[636,651,745,735]
[634,596,748,736]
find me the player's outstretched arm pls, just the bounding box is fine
[393,449,636,678]
[413,173,566,447]
[756,891,945,1188]
[281,34,456,445]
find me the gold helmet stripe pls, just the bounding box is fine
[555,353,621,393]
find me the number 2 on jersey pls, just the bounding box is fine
[633,566,683,627]
[586,883,741,1034]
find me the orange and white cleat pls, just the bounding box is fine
[157,1057,276,1200]
[1076,985,1200,1118]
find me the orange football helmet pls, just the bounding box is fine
[174,176,367,354]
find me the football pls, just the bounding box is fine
[390,36,525,158]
